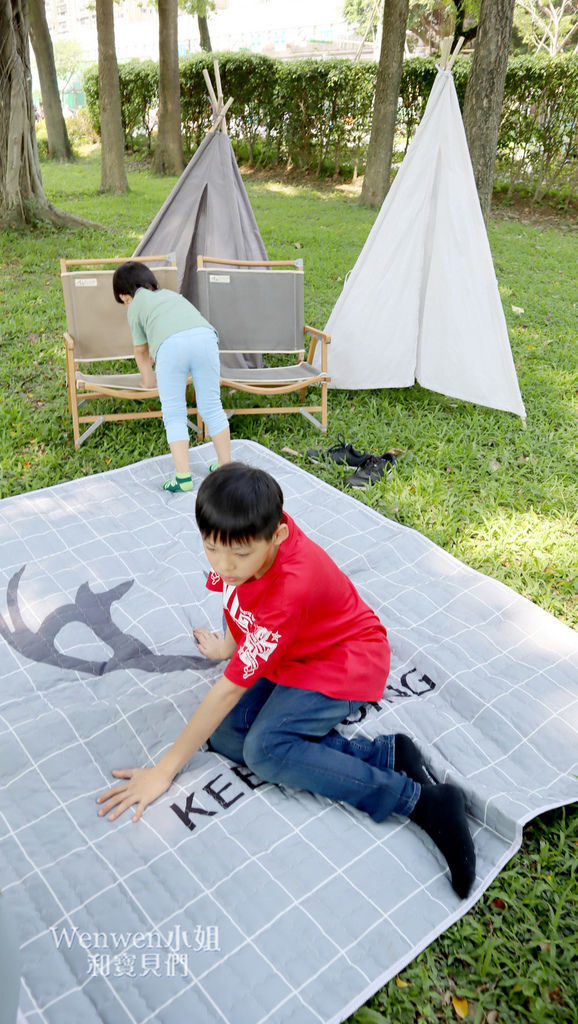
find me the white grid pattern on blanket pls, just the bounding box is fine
[1,441,576,1024]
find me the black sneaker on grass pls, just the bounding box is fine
[346,453,396,489]
[307,434,369,467]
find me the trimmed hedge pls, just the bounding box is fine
[83,51,577,197]
[498,54,578,200]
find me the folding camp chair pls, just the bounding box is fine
[60,255,202,448]
[196,256,331,431]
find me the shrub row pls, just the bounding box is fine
[83,51,577,195]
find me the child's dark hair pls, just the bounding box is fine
[196,463,283,544]
[112,261,159,304]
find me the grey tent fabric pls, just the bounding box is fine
[133,131,268,310]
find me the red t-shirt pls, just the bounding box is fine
[205,513,390,701]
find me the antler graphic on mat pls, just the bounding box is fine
[0,567,215,676]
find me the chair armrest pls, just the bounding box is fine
[304,325,331,343]
[303,326,331,371]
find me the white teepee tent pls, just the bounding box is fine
[319,40,526,418]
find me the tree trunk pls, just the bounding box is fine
[360,0,410,207]
[0,0,92,226]
[452,0,478,50]
[198,14,212,51]
[153,0,184,176]
[95,0,128,192]
[463,0,515,224]
[29,0,73,162]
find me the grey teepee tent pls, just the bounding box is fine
[317,40,525,418]
[133,63,267,309]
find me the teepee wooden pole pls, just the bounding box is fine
[203,62,233,134]
[213,60,223,103]
[439,37,452,70]
[213,96,233,134]
[203,67,219,115]
[448,36,465,70]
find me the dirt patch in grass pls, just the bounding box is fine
[241,164,577,230]
[491,191,577,233]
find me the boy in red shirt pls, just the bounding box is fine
[97,463,475,898]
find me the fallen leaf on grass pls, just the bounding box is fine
[395,975,410,988]
[452,995,468,1018]
[511,305,525,314]
[281,446,301,457]
[486,1011,498,1023]
[491,897,506,909]
[549,986,564,1004]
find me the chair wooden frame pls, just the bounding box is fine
[60,256,201,449]
[196,256,331,432]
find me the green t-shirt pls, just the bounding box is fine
[128,287,215,359]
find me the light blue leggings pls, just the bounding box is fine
[154,327,229,444]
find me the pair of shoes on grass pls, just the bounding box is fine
[307,434,396,489]
[163,462,219,493]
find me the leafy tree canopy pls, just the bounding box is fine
[53,39,84,90]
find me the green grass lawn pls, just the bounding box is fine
[1,152,576,1022]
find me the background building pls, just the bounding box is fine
[41,0,366,63]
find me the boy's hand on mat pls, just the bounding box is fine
[96,766,173,823]
[194,628,226,660]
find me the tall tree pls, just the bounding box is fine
[515,0,578,55]
[199,0,214,51]
[463,0,515,223]
[197,11,212,50]
[452,0,478,49]
[360,0,410,207]
[154,0,184,175]
[406,1,454,54]
[0,0,87,225]
[95,0,128,192]
[180,0,216,51]
[342,0,382,41]
[53,40,84,100]
[28,0,73,161]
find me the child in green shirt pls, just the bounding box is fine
[113,261,230,491]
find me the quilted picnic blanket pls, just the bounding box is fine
[1,440,577,1024]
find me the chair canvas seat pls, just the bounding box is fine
[198,256,331,431]
[76,370,157,392]
[220,361,328,385]
[61,256,201,448]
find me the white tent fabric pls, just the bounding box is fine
[319,68,526,418]
[133,130,268,309]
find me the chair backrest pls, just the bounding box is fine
[196,260,304,354]
[60,258,178,362]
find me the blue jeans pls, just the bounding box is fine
[154,327,229,443]
[210,678,419,821]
